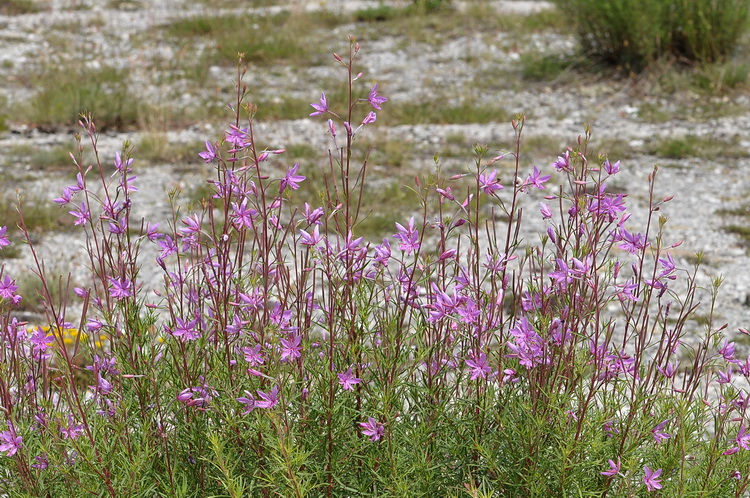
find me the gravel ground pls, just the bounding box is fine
[0,0,749,333]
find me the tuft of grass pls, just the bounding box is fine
[14,268,78,314]
[366,138,417,169]
[0,95,8,133]
[19,66,140,131]
[182,181,216,212]
[251,97,313,121]
[360,4,570,46]
[283,143,318,162]
[161,10,347,67]
[589,138,637,160]
[1,192,71,234]
[638,102,674,123]
[106,0,142,10]
[691,60,750,94]
[0,0,42,14]
[520,53,582,82]
[354,5,402,22]
[355,178,418,240]
[5,144,75,172]
[724,224,750,246]
[136,135,207,165]
[719,203,750,249]
[646,57,750,97]
[717,202,750,218]
[554,0,750,71]
[644,134,749,160]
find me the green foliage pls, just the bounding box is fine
[0,0,41,14]
[0,192,69,234]
[5,143,76,172]
[554,0,750,71]
[20,66,140,131]
[645,134,749,159]
[671,0,750,64]
[135,135,205,165]
[162,10,346,66]
[354,4,402,22]
[411,0,452,14]
[520,52,579,82]
[0,95,8,133]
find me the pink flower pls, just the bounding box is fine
[651,419,671,444]
[604,159,620,175]
[394,217,420,254]
[309,92,328,116]
[236,391,256,414]
[198,140,217,163]
[478,169,503,195]
[540,202,553,220]
[280,162,306,192]
[465,352,492,381]
[367,84,387,109]
[359,417,384,441]
[643,466,663,491]
[170,318,200,341]
[601,457,620,477]
[524,165,551,190]
[737,425,750,450]
[255,386,279,409]
[108,277,132,300]
[280,334,302,362]
[337,368,362,391]
[0,424,22,457]
[361,111,377,125]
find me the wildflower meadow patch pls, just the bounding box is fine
[1,38,750,497]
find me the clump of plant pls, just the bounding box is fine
[21,66,140,131]
[0,0,42,15]
[1,38,750,496]
[554,0,750,71]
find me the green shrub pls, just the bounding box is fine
[162,10,346,66]
[412,0,451,13]
[0,0,41,14]
[21,66,140,131]
[554,0,750,71]
[671,0,750,63]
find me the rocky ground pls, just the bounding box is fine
[0,0,748,334]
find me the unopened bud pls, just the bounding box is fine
[439,249,456,261]
[488,154,506,165]
[333,53,342,62]
[495,289,504,306]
